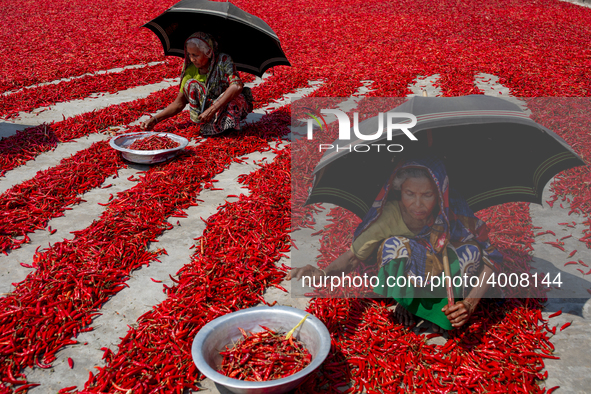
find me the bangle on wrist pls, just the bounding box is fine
[152,116,159,124]
[462,299,475,311]
[318,268,327,277]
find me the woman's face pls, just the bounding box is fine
[399,176,438,222]
[187,43,210,70]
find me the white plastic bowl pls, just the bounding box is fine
[192,306,331,394]
[109,132,188,164]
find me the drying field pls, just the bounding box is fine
[1,0,591,392]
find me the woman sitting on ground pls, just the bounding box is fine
[288,157,503,332]
[141,32,253,136]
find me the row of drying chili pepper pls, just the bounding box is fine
[0,110,289,390]
[0,140,125,254]
[0,74,303,263]
[68,146,292,393]
[0,88,192,253]
[0,64,303,178]
[0,86,178,177]
[0,60,181,119]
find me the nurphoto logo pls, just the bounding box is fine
[305,109,418,152]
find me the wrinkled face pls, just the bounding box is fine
[187,43,210,70]
[399,177,438,221]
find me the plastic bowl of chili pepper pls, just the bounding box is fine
[109,132,188,164]
[192,305,331,394]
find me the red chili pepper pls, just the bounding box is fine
[15,383,41,393]
[548,311,562,319]
[560,322,571,331]
[542,242,566,252]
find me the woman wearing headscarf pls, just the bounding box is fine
[141,32,253,136]
[288,157,503,332]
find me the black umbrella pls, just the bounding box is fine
[304,95,586,218]
[143,0,290,76]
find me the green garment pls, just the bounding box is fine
[350,201,415,261]
[374,248,463,330]
[180,64,207,93]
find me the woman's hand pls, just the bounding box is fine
[286,249,361,283]
[443,264,493,329]
[140,91,187,130]
[198,105,217,124]
[140,117,158,131]
[285,264,325,281]
[442,300,476,328]
[198,84,243,124]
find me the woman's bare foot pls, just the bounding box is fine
[432,323,447,334]
[394,304,415,326]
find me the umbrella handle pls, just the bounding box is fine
[442,247,454,307]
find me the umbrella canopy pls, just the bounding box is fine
[305,95,586,218]
[144,0,291,76]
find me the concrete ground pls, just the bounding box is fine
[1,69,590,393]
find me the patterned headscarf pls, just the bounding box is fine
[354,157,502,278]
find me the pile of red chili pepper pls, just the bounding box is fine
[128,135,180,151]
[219,326,312,381]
